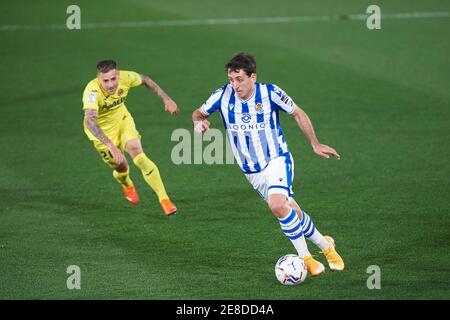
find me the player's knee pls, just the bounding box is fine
[268,199,291,218]
[128,146,142,158]
[126,140,143,159]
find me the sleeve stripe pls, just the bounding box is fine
[270,91,295,113]
[200,104,210,115]
[203,86,226,115]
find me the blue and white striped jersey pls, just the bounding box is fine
[201,82,296,173]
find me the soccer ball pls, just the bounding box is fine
[275,254,307,285]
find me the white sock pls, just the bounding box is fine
[278,209,311,257]
[301,210,329,250]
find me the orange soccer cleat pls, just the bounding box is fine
[322,236,345,271]
[122,185,140,205]
[303,255,325,277]
[160,198,177,216]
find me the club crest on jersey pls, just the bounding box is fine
[255,103,263,114]
[241,113,251,123]
[118,88,124,96]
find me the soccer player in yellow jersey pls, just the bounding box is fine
[82,60,178,216]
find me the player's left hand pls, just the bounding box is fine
[312,143,341,160]
[164,98,179,115]
[194,119,210,133]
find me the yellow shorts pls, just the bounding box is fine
[85,112,141,166]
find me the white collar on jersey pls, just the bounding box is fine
[236,85,256,103]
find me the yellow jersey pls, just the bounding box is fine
[82,70,142,138]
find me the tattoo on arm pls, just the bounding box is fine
[84,109,112,146]
[141,75,170,101]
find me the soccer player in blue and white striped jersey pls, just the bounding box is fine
[192,53,344,276]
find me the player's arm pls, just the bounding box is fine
[192,108,211,132]
[191,87,224,132]
[291,105,340,160]
[140,74,179,115]
[84,109,126,164]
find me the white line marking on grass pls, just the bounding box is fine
[1,11,449,32]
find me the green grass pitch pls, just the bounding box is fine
[0,0,449,299]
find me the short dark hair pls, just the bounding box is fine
[225,52,256,76]
[96,60,117,73]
